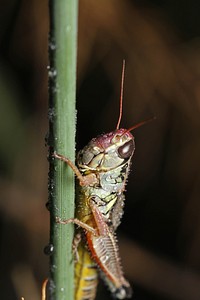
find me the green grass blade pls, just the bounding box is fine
[48,0,78,299]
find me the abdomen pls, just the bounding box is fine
[75,242,98,300]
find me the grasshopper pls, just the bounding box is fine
[55,61,150,299]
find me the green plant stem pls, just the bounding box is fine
[48,0,78,299]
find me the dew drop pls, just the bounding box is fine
[48,108,56,122]
[44,243,54,255]
[45,201,51,211]
[48,68,57,79]
[49,41,56,51]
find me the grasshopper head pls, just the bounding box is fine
[77,129,135,171]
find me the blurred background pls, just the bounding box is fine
[1,0,200,299]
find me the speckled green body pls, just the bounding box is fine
[75,128,135,299]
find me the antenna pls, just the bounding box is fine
[123,117,156,135]
[116,59,125,130]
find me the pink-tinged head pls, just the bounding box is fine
[77,128,135,170]
[93,128,133,150]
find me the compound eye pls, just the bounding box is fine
[117,139,135,159]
